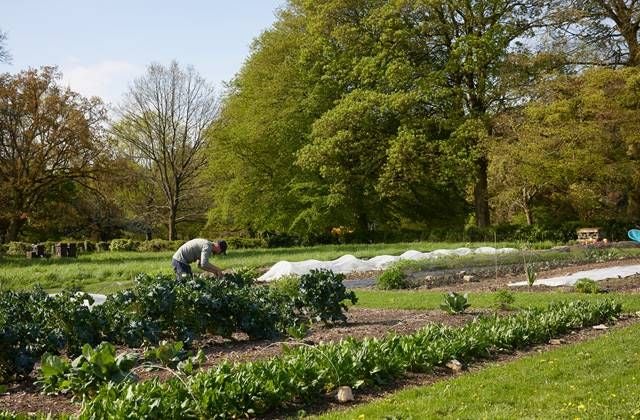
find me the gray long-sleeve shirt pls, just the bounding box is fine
[172,238,213,268]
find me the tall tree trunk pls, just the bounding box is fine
[168,206,177,241]
[522,187,534,225]
[474,157,490,228]
[622,29,640,66]
[523,206,533,225]
[6,215,24,242]
[355,212,369,242]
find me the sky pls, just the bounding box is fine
[2,0,285,105]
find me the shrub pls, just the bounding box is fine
[377,266,408,290]
[109,239,140,252]
[574,278,601,294]
[6,241,32,256]
[440,292,470,314]
[226,237,266,249]
[137,239,179,252]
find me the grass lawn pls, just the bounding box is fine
[0,240,533,293]
[355,289,640,312]
[315,321,640,420]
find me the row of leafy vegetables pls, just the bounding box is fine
[0,269,357,382]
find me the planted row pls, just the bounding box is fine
[80,299,621,419]
[0,270,357,382]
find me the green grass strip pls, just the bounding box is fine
[316,321,640,420]
[355,290,640,312]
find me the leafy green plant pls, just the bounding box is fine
[286,321,311,340]
[493,289,516,310]
[222,267,258,287]
[38,342,137,397]
[584,246,619,263]
[440,292,470,314]
[525,264,537,287]
[269,275,301,300]
[296,269,358,324]
[143,340,187,367]
[376,266,408,290]
[574,278,601,294]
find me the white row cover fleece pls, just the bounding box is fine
[258,247,518,282]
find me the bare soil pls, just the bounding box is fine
[2,257,640,417]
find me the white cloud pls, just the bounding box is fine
[61,60,140,106]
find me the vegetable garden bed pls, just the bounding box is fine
[0,297,624,418]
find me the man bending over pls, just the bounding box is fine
[172,238,227,279]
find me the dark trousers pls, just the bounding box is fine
[172,258,192,280]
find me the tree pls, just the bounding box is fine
[206,6,342,239]
[113,61,219,240]
[0,30,10,64]
[0,67,107,242]
[208,0,555,239]
[552,0,640,66]
[489,68,640,224]
[416,0,551,227]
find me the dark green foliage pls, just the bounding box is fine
[0,288,104,382]
[574,278,601,294]
[295,270,357,324]
[377,267,408,290]
[440,292,471,314]
[1,270,355,381]
[221,267,257,287]
[226,237,266,249]
[95,273,266,345]
[80,300,621,419]
[0,288,59,382]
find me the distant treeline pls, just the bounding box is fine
[2,1,640,245]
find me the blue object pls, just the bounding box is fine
[628,229,640,243]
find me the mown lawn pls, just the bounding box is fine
[315,321,640,420]
[354,290,640,312]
